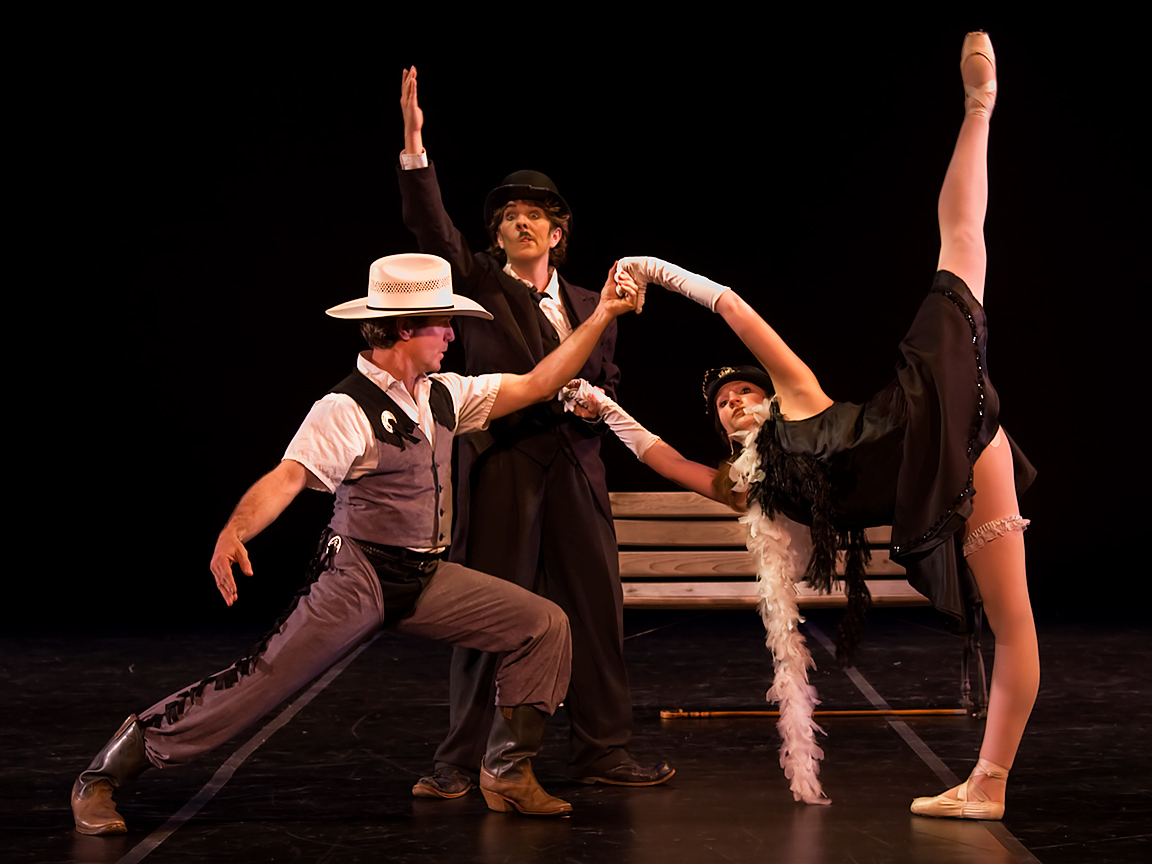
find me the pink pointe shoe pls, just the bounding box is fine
[910,758,1009,820]
[960,31,997,118]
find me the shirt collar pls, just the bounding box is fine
[504,262,560,300]
[356,351,429,398]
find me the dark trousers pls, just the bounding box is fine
[436,442,632,776]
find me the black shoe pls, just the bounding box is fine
[578,759,675,787]
[412,767,474,799]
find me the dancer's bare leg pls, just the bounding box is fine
[913,33,1039,820]
[964,431,1039,806]
[937,32,996,304]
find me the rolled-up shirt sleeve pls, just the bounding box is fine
[282,395,375,493]
[431,372,502,435]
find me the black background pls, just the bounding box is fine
[27,14,1141,631]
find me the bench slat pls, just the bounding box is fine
[619,550,906,578]
[622,579,927,609]
[615,519,750,546]
[609,491,735,518]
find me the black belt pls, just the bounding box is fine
[353,539,443,574]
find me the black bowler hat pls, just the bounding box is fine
[484,170,572,225]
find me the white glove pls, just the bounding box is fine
[612,262,646,314]
[560,380,660,460]
[616,256,731,312]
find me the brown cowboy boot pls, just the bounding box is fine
[71,714,150,835]
[479,706,572,817]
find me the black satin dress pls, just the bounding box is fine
[758,270,1035,630]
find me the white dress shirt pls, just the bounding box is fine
[284,352,501,494]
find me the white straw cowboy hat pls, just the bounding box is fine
[326,253,492,320]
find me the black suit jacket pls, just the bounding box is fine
[397,163,620,549]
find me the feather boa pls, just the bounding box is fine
[730,401,831,805]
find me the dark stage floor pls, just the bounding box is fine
[5,608,1149,864]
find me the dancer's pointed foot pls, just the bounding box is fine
[910,758,1009,820]
[960,31,997,118]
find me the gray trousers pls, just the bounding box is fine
[139,538,571,768]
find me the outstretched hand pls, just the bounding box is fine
[614,260,647,314]
[599,263,640,317]
[400,66,424,154]
[560,378,606,420]
[210,531,252,607]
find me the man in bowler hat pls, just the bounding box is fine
[396,67,673,798]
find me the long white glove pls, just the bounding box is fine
[616,256,731,312]
[560,380,660,460]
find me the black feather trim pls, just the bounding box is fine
[748,413,873,666]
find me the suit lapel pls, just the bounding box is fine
[559,275,598,327]
[498,269,550,363]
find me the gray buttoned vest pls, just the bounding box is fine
[327,372,457,549]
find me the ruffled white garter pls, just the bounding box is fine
[729,402,831,805]
[962,515,1030,556]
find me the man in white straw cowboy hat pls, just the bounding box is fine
[70,252,641,829]
[396,67,673,801]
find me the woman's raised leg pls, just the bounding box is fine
[937,32,997,304]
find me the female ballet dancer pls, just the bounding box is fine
[569,32,1038,818]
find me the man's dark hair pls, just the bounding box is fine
[486,198,571,266]
[360,318,403,349]
[360,316,451,349]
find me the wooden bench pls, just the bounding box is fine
[612,490,987,713]
[612,491,929,610]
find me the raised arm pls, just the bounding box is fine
[401,66,424,157]
[491,269,637,418]
[396,67,489,290]
[209,459,315,607]
[617,257,832,420]
[712,290,832,420]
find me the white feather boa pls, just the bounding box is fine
[729,401,831,805]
